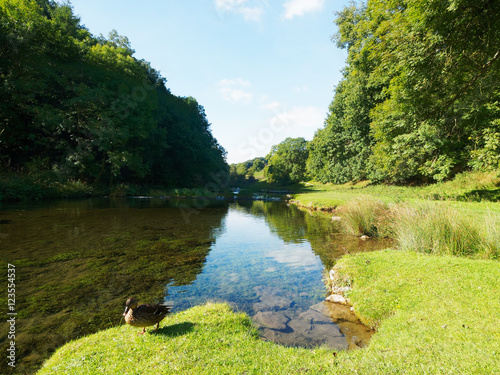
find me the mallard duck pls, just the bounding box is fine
[123,297,172,334]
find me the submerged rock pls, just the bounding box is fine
[253,285,293,312]
[253,311,290,330]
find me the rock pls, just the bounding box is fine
[329,269,335,281]
[253,296,292,312]
[297,309,332,325]
[286,315,347,350]
[360,235,369,240]
[309,302,330,315]
[326,294,348,304]
[330,286,351,294]
[331,216,342,221]
[253,311,290,330]
[253,285,293,312]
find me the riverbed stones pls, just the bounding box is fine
[251,286,372,351]
[253,311,290,330]
[258,307,348,350]
[253,285,293,312]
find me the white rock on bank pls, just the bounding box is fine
[326,294,348,304]
[329,269,335,281]
[330,286,352,294]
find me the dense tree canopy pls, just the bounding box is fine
[308,0,500,184]
[0,0,227,188]
[265,137,309,184]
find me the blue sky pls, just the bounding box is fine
[68,0,350,164]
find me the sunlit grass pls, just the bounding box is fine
[337,196,388,237]
[37,303,341,375]
[331,250,500,374]
[294,171,500,209]
[390,203,499,259]
[293,171,500,260]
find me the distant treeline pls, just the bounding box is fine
[307,0,500,184]
[0,0,228,189]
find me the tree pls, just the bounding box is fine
[308,0,500,184]
[265,138,309,184]
[0,0,228,189]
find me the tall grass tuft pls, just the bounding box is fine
[339,195,388,237]
[390,203,498,257]
[483,214,500,259]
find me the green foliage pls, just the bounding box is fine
[309,0,500,184]
[265,137,309,184]
[228,157,266,185]
[0,0,227,195]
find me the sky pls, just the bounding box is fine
[68,0,350,164]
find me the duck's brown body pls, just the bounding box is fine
[123,297,172,334]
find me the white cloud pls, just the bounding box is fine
[218,78,251,87]
[267,105,325,131]
[219,88,254,102]
[214,0,266,22]
[239,6,264,21]
[282,0,325,20]
[217,78,253,103]
[262,101,281,110]
[215,0,247,11]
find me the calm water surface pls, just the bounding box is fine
[0,198,390,374]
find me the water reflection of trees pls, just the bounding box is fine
[0,199,227,374]
[234,201,391,270]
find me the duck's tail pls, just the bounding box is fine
[154,305,172,315]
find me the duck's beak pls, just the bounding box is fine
[123,306,129,316]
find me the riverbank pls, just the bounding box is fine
[38,249,500,374]
[292,171,500,208]
[291,172,500,260]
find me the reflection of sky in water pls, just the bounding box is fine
[166,205,325,315]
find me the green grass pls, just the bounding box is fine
[37,303,341,375]
[292,172,500,260]
[38,250,500,374]
[330,250,500,374]
[293,171,500,209]
[390,203,500,259]
[337,196,388,237]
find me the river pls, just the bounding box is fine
[0,198,390,373]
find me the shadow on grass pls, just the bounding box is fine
[459,188,500,202]
[156,322,196,337]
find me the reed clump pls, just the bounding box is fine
[338,195,389,237]
[338,197,500,259]
[390,203,486,257]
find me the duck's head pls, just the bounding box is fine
[123,297,138,316]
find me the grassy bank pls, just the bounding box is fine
[37,303,340,375]
[329,250,500,374]
[38,250,500,374]
[293,171,500,208]
[291,172,500,260]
